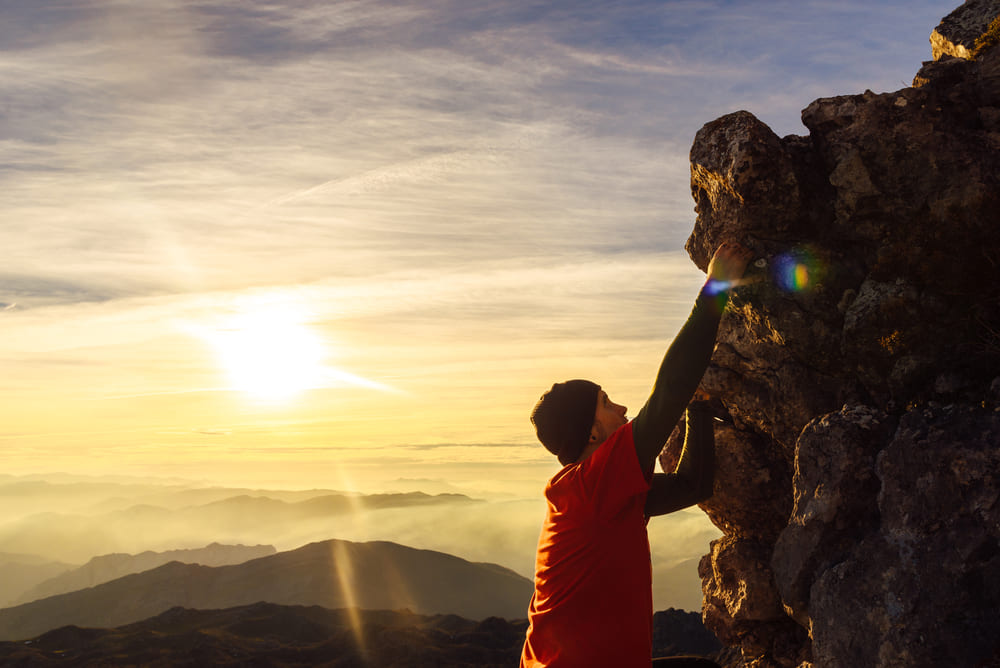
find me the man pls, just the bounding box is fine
[520,242,751,667]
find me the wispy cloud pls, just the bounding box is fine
[1,0,958,486]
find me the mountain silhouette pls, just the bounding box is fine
[0,603,527,667]
[0,539,533,641]
[0,603,721,667]
[15,542,276,605]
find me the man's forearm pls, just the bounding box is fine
[631,286,725,472]
[644,405,715,516]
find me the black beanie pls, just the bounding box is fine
[530,379,601,466]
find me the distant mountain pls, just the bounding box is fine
[15,542,276,605]
[0,554,75,608]
[0,539,533,641]
[162,491,478,530]
[653,557,705,613]
[0,490,479,562]
[0,475,377,518]
[0,478,189,523]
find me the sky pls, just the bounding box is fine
[1,0,958,498]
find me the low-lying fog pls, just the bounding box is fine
[0,473,720,613]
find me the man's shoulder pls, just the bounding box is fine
[593,421,635,462]
[545,423,636,493]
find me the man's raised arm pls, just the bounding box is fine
[631,242,750,474]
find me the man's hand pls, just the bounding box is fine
[705,241,752,293]
[707,241,752,283]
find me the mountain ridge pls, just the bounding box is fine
[14,542,276,606]
[0,538,533,641]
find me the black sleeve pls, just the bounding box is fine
[643,404,716,517]
[631,286,725,474]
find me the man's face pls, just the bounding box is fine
[591,390,628,444]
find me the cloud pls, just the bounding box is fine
[0,0,880,304]
[3,0,709,303]
[0,0,959,490]
[0,250,704,357]
[0,274,118,308]
[189,0,430,62]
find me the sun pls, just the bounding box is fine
[205,304,328,402]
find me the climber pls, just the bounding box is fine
[520,241,751,668]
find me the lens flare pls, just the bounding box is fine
[772,250,823,293]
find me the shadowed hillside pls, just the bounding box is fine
[14,542,276,605]
[0,553,74,608]
[0,604,526,668]
[0,603,721,667]
[0,539,533,641]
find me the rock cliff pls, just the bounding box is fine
[662,2,1000,666]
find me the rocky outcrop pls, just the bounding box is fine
[932,0,1000,60]
[665,3,1000,666]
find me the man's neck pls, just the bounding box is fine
[575,439,603,464]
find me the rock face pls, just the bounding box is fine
[666,3,1000,666]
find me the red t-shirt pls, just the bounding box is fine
[520,422,654,667]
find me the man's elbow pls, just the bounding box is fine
[692,488,712,505]
[677,477,713,509]
[693,475,714,504]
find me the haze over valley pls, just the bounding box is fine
[0,471,719,636]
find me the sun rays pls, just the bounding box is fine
[187,294,393,403]
[210,305,326,401]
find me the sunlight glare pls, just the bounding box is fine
[205,303,328,401]
[187,296,398,402]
